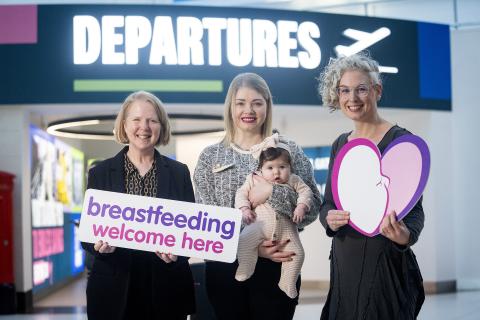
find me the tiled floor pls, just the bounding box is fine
[1,276,480,319]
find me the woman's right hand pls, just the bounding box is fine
[258,240,295,263]
[326,210,350,231]
[94,240,116,254]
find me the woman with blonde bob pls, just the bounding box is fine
[318,53,425,319]
[194,73,321,320]
[81,91,195,320]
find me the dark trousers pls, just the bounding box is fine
[205,258,300,320]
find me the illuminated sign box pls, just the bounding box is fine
[0,5,451,110]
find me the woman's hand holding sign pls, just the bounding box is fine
[155,252,178,263]
[380,211,410,246]
[94,240,116,253]
[326,210,350,231]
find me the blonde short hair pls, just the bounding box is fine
[222,73,273,146]
[114,91,171,146]
[318,52,382,111]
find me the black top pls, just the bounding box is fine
[123,153,157,319]
[124,153,157,197]
[319,125,425,320]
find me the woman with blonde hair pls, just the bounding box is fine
[82,91,195,320]
[194,73,321,320]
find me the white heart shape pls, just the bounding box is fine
[335,141,389,235]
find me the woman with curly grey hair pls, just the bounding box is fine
[318,53,425,320]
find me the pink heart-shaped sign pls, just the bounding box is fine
[331,135,430,237]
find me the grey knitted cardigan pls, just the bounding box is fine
[193,139,321,229]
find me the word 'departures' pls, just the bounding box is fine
[73,15,321,69]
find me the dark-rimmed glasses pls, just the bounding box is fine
[337,85,371,98]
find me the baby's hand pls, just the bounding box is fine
[293,203,308,224]
[241,207,257,225]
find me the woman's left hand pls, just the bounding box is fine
[258,240,295,263]
[155,251,178,263]
[380,211,410,246]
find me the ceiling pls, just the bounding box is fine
[3,0,479,27]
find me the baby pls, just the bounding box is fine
[235,134,312,298]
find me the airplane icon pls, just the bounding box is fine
[335,27,398,74]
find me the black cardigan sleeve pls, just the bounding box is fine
[319,135,346,237]
[390,127,425,247]
[80,162,125,259]
[183,165,195,203]
[81,165,106,257]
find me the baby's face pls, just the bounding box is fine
[260,157,291,184]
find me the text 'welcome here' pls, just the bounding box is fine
[86,195,236,254]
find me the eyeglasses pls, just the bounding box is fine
[337,85,371,98]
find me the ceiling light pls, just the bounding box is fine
[47,114,224,140]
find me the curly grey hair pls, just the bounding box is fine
[318,52,382,111]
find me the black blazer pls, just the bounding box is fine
[81,147,196,320]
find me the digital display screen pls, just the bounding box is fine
[30,125,85,293]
